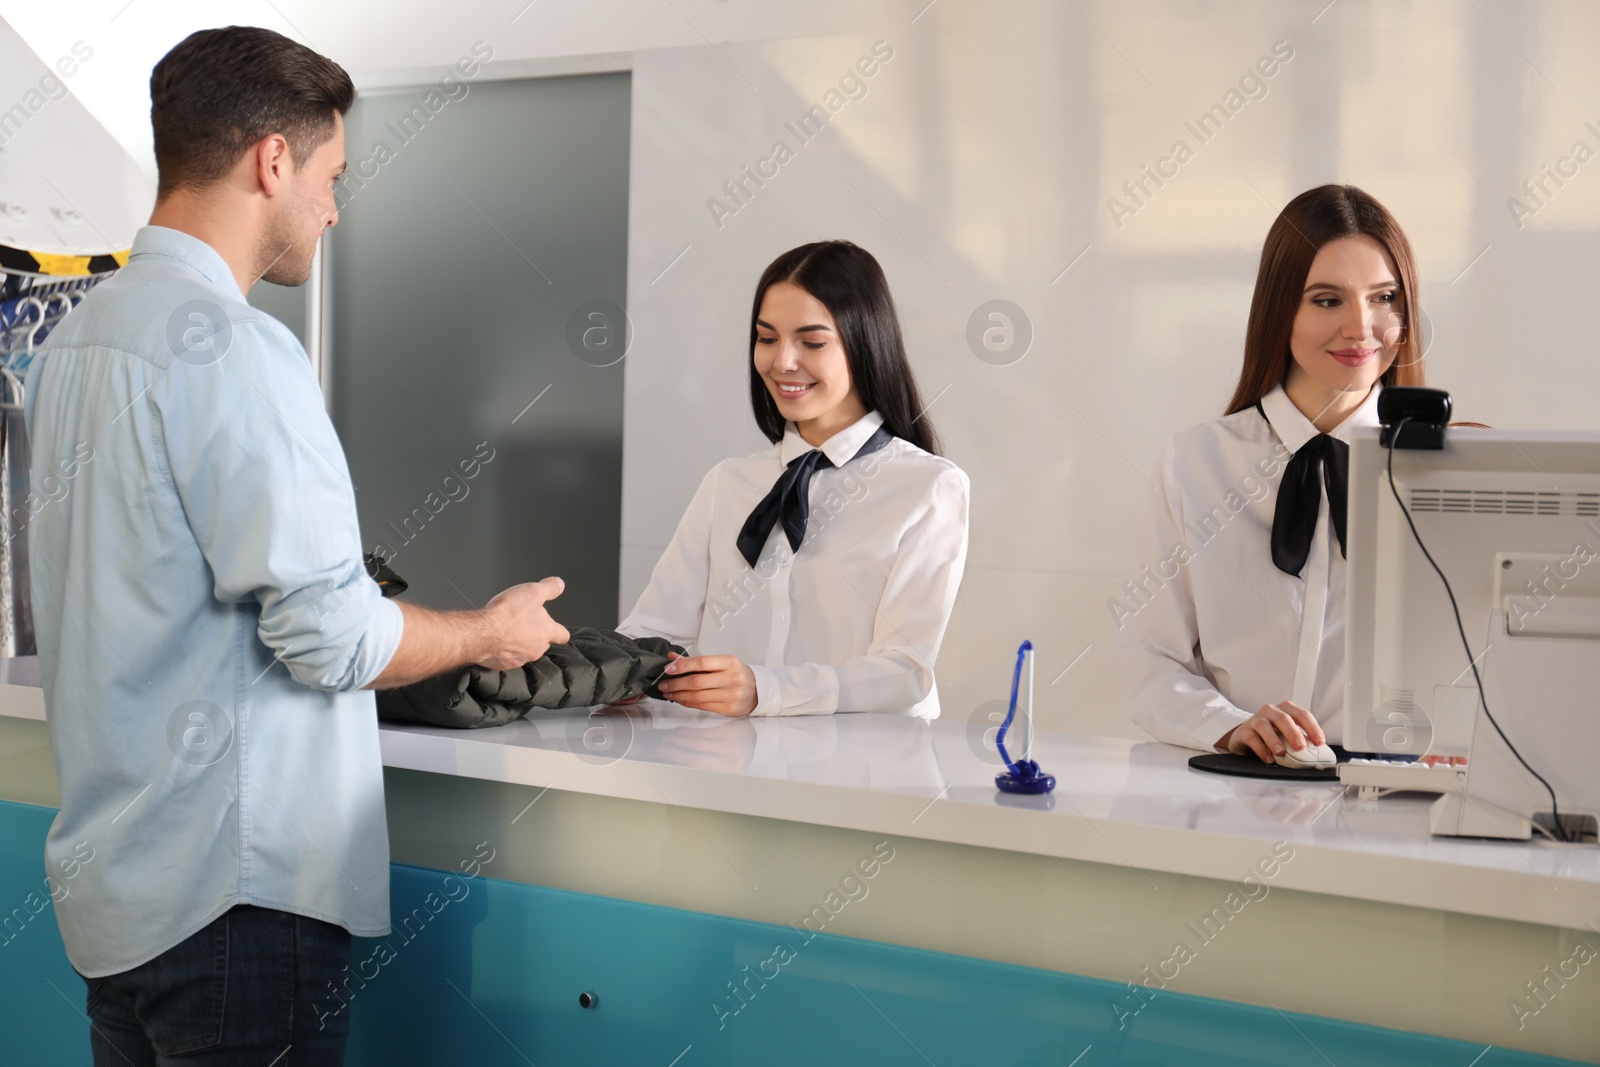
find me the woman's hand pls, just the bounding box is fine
[1217,701,1326,763]
[656,653,758,717]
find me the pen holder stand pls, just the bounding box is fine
[993,639,1056,795]
[996,759,1056,795]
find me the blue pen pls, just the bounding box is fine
[994,639,1056,795]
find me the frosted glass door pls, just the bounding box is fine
[331,72,629,628]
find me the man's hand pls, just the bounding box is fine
[477,577,570,670]
[369,576,570,689]
[656,653,758,717]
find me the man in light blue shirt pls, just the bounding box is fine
[26,26,567,1065]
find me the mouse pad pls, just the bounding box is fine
[1188,752,1339,781]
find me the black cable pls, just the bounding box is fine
[1384,417,1568,842]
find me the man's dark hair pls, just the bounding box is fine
[150,26,353,199]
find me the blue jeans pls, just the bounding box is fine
[81,904,352,1066]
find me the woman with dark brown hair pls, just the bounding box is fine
[1115,184,1423,762]
[621,241,969,719]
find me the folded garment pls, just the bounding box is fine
[368,557,684,728]
[377,624,684,729]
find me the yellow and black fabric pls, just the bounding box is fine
[363,552,408,599]
[0,244,130,278]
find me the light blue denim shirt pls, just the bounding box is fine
[24,226,404,977]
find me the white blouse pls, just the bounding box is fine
[620,410,970,718]
[1115,384,1382,751]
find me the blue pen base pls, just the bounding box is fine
[996,759,1056,794]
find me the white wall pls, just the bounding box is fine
[0,19,146,255]
[619,0,1600,739]
[0,1,904,190]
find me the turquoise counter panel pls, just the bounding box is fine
[347,864,1589,1066]
[0,800,1588,1066]
[0,801,93,1067]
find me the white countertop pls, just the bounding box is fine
[378,700,1600,931]
[5,665,1594,930]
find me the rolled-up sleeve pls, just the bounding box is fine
[155,318,402,691]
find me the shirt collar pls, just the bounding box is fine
[1258,383,1383,453]
[779,410,886,466]
[128,225,246,300]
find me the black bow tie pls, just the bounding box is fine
[1271,431,1350,577]
[736,425,894,568]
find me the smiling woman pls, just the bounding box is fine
[1227,185,1425,421]
[1116,184,1425,762]
[619,241,969,720]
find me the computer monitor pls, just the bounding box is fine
[1345,424,1600,839]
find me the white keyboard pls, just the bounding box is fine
[1338,758,1468,800]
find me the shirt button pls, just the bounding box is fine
[777,614,787,623]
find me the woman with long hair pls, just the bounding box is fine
[1116,184,1424,760]
[620,240,970,718]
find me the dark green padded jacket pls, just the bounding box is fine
[364,554,684,729]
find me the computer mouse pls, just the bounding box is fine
[1275,742,1337,770]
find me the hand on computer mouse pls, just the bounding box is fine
[1274,742,1337,770]
[1217,700,1326,764]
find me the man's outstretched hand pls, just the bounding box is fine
[477,577,570,669]
[370,575,571,690]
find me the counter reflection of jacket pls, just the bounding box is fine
[365,555,684,729]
